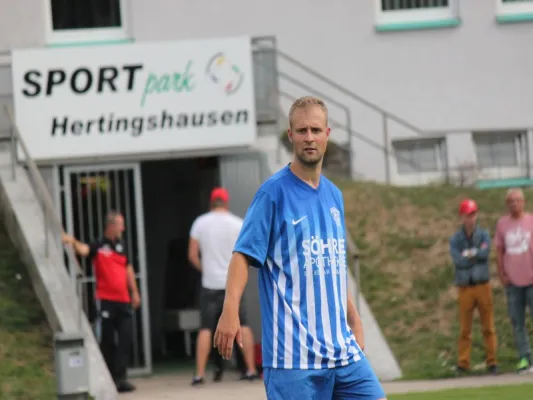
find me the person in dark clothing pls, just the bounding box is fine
[63,210,141,393]
[449,199,498,376]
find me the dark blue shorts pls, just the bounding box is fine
[263,357,385,400]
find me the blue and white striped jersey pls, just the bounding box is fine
[234,165,363,369]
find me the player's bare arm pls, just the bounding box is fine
[347,288,365,351]
[214,251,250,360]
[62,233,90,257]
[187,237,202,271]
[496,246,509,285]
[127,265,141,309]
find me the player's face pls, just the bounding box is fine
[112,215,125,238]
[288,106,330,168]
[507,192,525,215]
[461,212,477,228]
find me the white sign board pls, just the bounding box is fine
[11,36,256,161]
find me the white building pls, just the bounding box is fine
[2,0,531,392]
[2,1,533,189]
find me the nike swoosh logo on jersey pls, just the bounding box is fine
[292,216,307,225]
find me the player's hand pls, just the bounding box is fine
[131,291,141,309]
[500,273,511,286]
[62,233,74,245]
[214,306,242,360]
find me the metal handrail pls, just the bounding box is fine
[255,37,533,139]
[278,90,423,172]
[256,39,533,182]
[252,37,425,181]
[3,104,85,328]
[264,59,424,172]
[252,37,426,135]
[426,127,533,135]
[276,48,425,136]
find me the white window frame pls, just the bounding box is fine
[44,0,130,45]
[473,131,526,168]
[496,0,533,17]
[394,138,446,175]
[375,0,459,25]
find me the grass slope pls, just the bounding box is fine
[0,221,55,399]
[338,181,533,379]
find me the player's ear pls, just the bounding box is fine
[287,129,293,143]
[326,127,331,140]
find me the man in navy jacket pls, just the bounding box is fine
[449,199,498,375]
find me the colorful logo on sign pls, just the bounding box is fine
[206,52,244,95]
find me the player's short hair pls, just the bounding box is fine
[105,210,122,227]
[210,198,226,209]
[288,96,328,128]
[506,188,525,201]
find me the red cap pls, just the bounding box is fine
[210,187,229,203]
[459,199,478,215]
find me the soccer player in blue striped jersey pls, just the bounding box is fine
[214,96,387,400]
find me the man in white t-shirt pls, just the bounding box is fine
[188,187,258,385]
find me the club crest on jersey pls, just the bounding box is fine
[98,245,113,257]
[330,207,341,227]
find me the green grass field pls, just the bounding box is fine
[389,383,533,399]
[337,181,533,379]
[0,221,56,399]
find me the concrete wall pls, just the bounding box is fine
[128,0,533,183]
[2,1,532,184]
[0,0,47,51]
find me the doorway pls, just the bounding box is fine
[140,157,221,370]
[62,163,152,376]
[59,154,264,376]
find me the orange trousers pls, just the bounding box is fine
[457,282,498,369]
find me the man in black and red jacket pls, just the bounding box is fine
[63,210,141,393]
